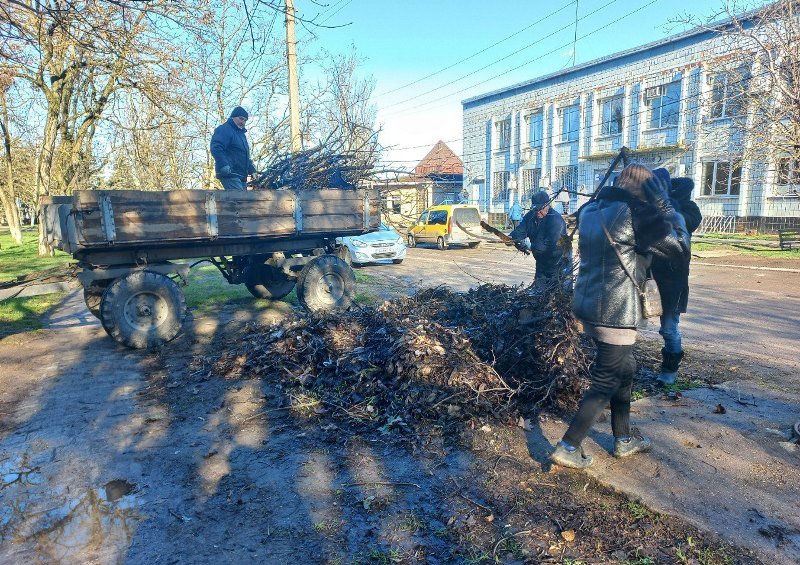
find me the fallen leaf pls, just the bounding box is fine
[561,530,576,542]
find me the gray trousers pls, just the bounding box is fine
[219,176,246,190]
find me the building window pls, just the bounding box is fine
[599,96,623,135]
[522,168,541,194]
[496,119,511,150]
[559,105,579,142]
[776,158,800,194]
[555,165,577,192]
[701,161,741,196]
[493,171,510,202]
[709,74,745,119]
[526,111,543,147]
[386,194,402,214]
[645,81,681,129]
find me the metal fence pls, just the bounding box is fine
[696,216,737,234]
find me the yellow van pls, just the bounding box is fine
[407,204,483,250]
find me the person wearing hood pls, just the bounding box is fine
[651,169,703,385]
[210,106,257,190]
[550,164,690,469]
[510,190,568,285]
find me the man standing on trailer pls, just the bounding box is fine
[210,106,257,190]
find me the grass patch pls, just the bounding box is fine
[0,227,72,282]
[181,265,294,313]
[697,232,778,241]
[0,292,67,338]
[692,241,800,258]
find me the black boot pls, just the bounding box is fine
[657,349,684,385]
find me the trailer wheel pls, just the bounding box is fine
[245,263,296,300]
[296,255,355,314]
[100,271,186,349]
[83,281,109,319]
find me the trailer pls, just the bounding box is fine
[40,188,379,349]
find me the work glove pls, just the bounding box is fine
[643,177,675,217]
[220,165,232,177]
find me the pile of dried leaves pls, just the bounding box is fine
[214,283,591,433]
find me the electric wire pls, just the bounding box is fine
[380,0,656,119]
[373,0,578,99]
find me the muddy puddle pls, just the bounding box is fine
[1,453,140,563]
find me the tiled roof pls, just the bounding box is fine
[414,141,463,175]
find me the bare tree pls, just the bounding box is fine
[689,1,800,196]
[0,72,23,242]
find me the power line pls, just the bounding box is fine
[373,0,577,99]
[378,66,770,167]
[379,0,625,114]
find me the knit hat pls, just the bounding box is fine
[670,177,695,201]
[531,190,550,210]
[653,167,671,186]
[230,106,249,119]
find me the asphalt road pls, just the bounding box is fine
[361,242,800,374]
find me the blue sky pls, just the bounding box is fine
[295,0,769,168]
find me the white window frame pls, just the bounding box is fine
[775,158,800,195]
[599,96,623,136]
[701,161,741,196]
[525,111,544,147]
[492,171,510,202]
[496,118,511,151]
[709,73,746,120]
[559,105,579,142]
[522,168,541,196]
[646,81,681,129]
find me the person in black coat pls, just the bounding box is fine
[510,190,568,285]
[210,106,257,190]
[550,165,689,469]
[651,170,703,384]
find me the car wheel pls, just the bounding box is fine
[392,259,403,264]
[437,236,447,250]
[407,234,416,248]
[468,241,480,249]
[335,244,353,266]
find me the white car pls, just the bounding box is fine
[336,223,407,265]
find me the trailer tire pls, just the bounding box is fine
[100,271,186,349]
[296,255,355,314]
[245,263,296,300]
[83,281,110,319]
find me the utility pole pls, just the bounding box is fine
[285,0,302,153]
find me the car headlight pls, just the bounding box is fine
[351,239,368,247]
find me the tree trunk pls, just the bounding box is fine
[0,93,22,244]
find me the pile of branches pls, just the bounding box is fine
[215,283,591,432]
[253,146,374,191]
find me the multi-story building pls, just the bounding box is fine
[461,14,800,232]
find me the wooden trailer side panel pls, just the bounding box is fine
[71,189,378,247]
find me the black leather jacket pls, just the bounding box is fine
[572,189,689,328]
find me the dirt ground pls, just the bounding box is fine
[0,244,798,564]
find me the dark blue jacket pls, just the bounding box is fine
[509,207,568,279]
[210,119,256,179]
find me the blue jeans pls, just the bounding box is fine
[659,311,682,353]
[219,176,246,190]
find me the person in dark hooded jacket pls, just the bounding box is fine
[510,190,568,285]
[650,170,703,384]
[210,106,257,190]
[550,164,690,469]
